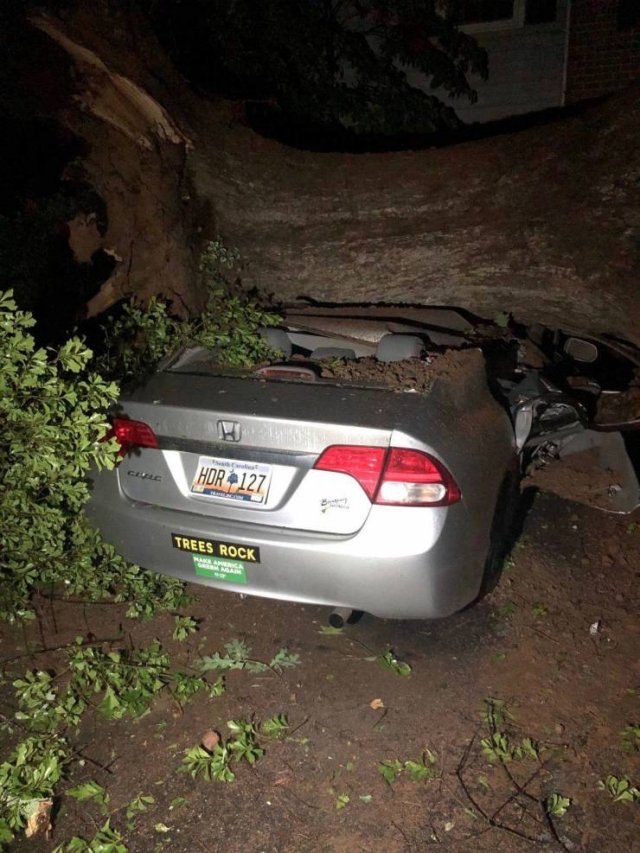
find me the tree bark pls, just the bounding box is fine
[21,3,640,343]
[25,7,199,316]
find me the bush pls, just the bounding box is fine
[0,291,188,840]
[0,290,186,621]
[0,243,282,840]
[0,290,113,619]
[97,239,280,381]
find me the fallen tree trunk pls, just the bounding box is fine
[14,3,640,342]
[202,87,640,342]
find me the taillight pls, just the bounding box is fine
[314,446,386,499]
[376,448,460,507]
[313,445,460,506]
[107,417,159,457]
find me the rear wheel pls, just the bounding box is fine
[476,469,522,601]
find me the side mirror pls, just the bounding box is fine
[564,337,598,363]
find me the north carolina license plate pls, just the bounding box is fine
[190,456,272,504]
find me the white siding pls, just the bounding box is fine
[407,0,570,124]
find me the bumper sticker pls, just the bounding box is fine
[171,533,260,563]
[192,554,247,584]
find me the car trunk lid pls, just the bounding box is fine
[115,372,408,535]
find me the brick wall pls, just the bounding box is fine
[566,0,640,102]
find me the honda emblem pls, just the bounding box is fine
[217,420,241,442]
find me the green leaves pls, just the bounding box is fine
[173,615,198,641]
[172,672,221,706]
[621,724,640,753]
[57,339,93,374]
[199,639,300,675]
[181,744,236,783]
[180,715,289,783]
[261,714,290,740]
[0,734,67,835]
[125,793,155,827]
[597,774,640,803]
[0,284,276,845]
[403,751,439,782]
[199,639,258,672]
[67,780,108,812]
[481,698,513,731]
[545,793,571,818]
[226,720,265,766]
[54,818,127,853]
[67,640,170,721]
[55,784,154,846]
[0,289,186,623]
[531,602,548,619]
[0,819,13,843]
[4,633,217,833]
[335,792,350,810]
[479,698,540,765]
[95,239,280,382]
[375,649,411,676]
[378,751,438,785]
[268,648,301,673]
[153,1,487,138]
[0,290,121,620]
[480,733,540,764]
[514,737,540,762]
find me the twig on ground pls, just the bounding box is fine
[391,818,414,850]
[455,734,547,845]
[545,810,574,853]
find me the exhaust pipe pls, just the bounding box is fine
[328,607,354,629]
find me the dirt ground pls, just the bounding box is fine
[4,489,640,852]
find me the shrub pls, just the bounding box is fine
[0,240,277,841]
[96,238,280,381]
[0,290,185,620]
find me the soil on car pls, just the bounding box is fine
[4,485,639,852]
[317,349,478,393]
[192,348,486,395]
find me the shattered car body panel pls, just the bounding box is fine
[281,305,640,513]
[86,305,640,620]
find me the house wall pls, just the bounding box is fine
[452,14,569,122]
[406,0,571,125]
[566,0,640,102]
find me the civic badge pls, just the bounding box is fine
[217,420,241,442]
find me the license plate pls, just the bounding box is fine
[190,456,272,504]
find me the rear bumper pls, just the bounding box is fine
[86,473,491,619]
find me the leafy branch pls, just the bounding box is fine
[378,750,439,785]
[181,715,289,783]
[199,638,300,676]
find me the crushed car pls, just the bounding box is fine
[87,305,640,621]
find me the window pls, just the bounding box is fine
[618,0,640,31]
[459,1,514,24]
[525,0,558,25]
[458,0,558,28]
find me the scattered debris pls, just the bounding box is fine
[25,799,53,839]
[596,387,640,425]
[201,729,221,751]
[524,449,623,509]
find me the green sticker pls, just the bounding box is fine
[192,554,247,584]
